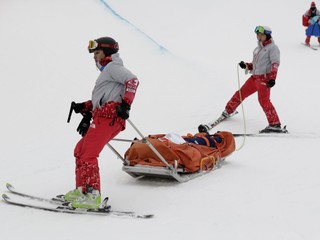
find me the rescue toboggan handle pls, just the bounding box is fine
[126,119,175,171]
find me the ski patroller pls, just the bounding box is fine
[2,183,153,219]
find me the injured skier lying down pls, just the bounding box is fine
[124,131,235,173]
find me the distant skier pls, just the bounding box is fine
[65,37,139,209]
[303,2,320,46]
[222,26,286,133]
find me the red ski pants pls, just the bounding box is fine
[225,75,281,125]
[74,116,123,191]
[305,36,320,43]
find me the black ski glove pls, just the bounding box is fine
[267,79,276,88]
[73,102,85,114]
[116,99,131,120]
[239,61,247,69]
[77,112,92,136]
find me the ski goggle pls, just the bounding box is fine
[88,40,99,50]
[88,40,119,52]
[254,26,272,35]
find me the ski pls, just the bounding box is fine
[259,125,288,134]
[301,42,318,50]
[4,183,153,219]
[233,125,288,137]
[232,132,319,139]
[6,183,65,205]
[198,111,238,133]
[233,133,289,137]
[2,194,153,218]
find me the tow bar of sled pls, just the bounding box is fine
[107,119,223,183]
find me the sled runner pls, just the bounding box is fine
[108,120,236,183]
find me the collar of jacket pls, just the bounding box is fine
[97,56,113,71]
[262,39,272,47]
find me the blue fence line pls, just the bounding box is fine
[99,0,168,52]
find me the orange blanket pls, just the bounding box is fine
[124,131,235,173]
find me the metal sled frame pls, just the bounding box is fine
[107,119,223,183]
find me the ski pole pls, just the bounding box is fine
[106,143,126,163]
[67,101,76,123]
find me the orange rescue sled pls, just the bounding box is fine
[108,119,236,182]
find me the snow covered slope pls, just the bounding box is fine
[0,0,319,239]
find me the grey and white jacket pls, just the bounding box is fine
[91,53,137,110]
[249,39,280,79]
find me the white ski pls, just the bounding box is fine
[198,111,238,133]
[301,42,318,50]
[3,183,153,218]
